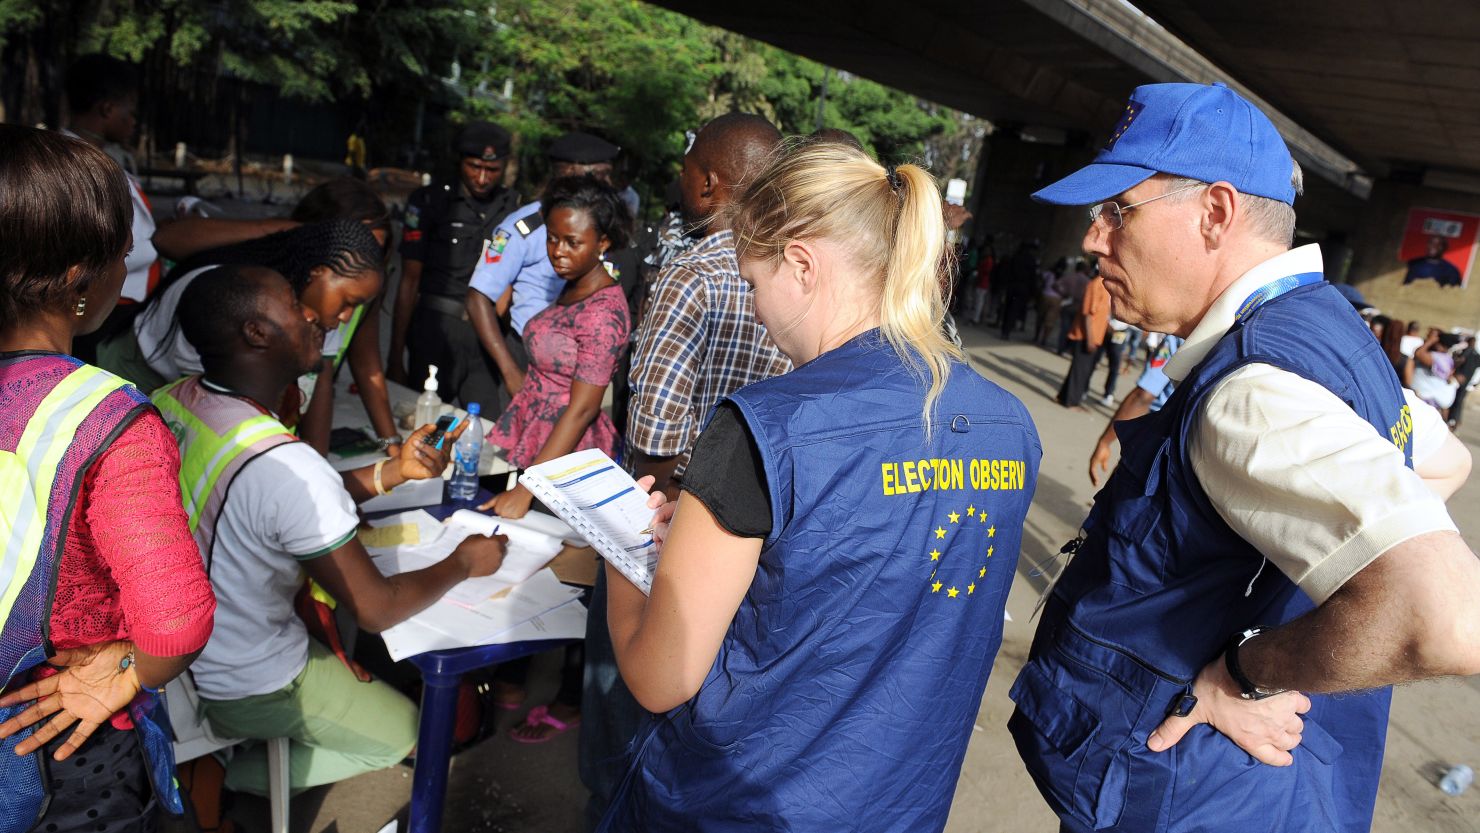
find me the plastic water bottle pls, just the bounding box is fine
[414,365,442,429]
[1440,764,1473,796]
[448,403,481,506]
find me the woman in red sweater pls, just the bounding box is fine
[0,126,215,833]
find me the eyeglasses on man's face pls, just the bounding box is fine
[1087,183,1206,231]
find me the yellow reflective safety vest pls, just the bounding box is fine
[152,376,296,563]
[1,353,152,830]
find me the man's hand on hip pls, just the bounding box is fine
[1147,654,1311,766]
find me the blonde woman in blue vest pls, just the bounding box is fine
[0,126,216,833]
[599,140,1043,832]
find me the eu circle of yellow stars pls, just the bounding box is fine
[927,503,995,601]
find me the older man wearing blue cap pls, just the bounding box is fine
[1009,82,1478,833]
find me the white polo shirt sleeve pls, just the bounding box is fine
[1189,363,1458,604]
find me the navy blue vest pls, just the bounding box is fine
[1010,282,1410,833]
[602,331,1041,832]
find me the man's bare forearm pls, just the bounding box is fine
[346,302,398,440]
[152,217,298,261]
[298,359,336,455]
[1240,530,1480,693]
[388,259,423,376]
[465,289,523,386]
[1101,386,1156,445]
[630,449,683,502]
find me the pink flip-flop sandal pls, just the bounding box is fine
[509,705,581,744]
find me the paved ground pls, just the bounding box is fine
[231,321,1480,833]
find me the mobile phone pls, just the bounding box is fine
[425,414,457,449]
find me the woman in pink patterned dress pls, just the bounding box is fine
[483,175,632,520]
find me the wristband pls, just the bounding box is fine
[373,458,390,496]
[1224,628,1287,700]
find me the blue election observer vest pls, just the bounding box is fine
[1010,280,1411,833]
[600,330,1042,833]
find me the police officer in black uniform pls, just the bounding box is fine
[388,121,522,414]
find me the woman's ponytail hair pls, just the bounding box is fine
[730,138,963,433]
[881,162,960,433]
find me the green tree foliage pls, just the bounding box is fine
[0,0,476,129]
[75,0,473,103]
[2,0,981,204]
[468,0,963,210]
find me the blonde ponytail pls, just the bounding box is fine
[879,164,961,433]
[730,138,963,435]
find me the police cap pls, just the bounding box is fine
[456,121,512,161]
[548,132,620,165]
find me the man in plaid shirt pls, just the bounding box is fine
[627,113,790,498]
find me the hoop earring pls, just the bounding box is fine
[75,297,87,317]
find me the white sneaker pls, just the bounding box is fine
[1100,394,1115,406]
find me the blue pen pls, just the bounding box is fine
[434,414,463,451]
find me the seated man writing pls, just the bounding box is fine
[153,264,506,795]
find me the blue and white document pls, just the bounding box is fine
[520,449,660,594]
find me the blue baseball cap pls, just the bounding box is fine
[1033,82,1297,206]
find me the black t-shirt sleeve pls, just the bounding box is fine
[680,402,772,539]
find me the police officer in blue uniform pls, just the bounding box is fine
[465,132,625,390]
[388,122,521,412]
[1011,82,1480,833]
[597,141,1041,832]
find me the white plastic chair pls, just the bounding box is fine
[165,676,290,833]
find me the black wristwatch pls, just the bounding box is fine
[1224,628,1287,700]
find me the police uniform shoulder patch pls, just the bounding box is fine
[491,229,510,254]
[404,203,421,230]
[514,212,544,237]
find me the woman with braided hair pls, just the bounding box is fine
[99,219,387,452]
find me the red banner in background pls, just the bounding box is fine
[1399,207,1479,289]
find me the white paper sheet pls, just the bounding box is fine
[378,568,584,661]
[447,507,586,547]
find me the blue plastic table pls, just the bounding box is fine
[405,639,574,833]
[380,490,580,833]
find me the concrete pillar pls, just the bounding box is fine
[970,129,1096,266]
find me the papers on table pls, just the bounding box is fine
[362,509,587,661]
[358,475,444,514]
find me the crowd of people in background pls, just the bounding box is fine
[1,54,1477,833]
[954,222,1480,430]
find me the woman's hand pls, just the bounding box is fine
[0,641,142,760]
[636,475,674,552]
[483,483,536,518]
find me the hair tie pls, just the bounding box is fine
[886,167,903,192]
